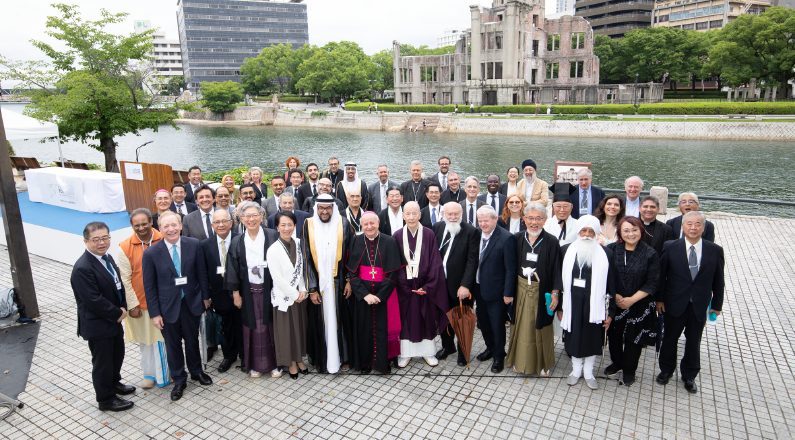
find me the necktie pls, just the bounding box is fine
[431,207,437,225]
[312,183,317,196]
[490,195,496,209]
[442,174,447,190]
[468,203,474,225]
[171,244,184,299]
[480,237,488,253]
[176,203,184,215]
[581,190,588,210]
[220,239,227,268]
[688,245,698,279]
[440,232,450,256]
[101,255,123,304]
[205,212,213,238]
[558,219,566,240]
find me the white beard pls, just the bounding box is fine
[444,220,461,237]
[526,229,542,239]
[573,237,598,268]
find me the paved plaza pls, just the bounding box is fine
[1,211,794,439]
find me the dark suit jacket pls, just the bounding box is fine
[478,192,506,215]
[335,180,370,211]
[322,169,344,195]
[183,183,199,204]
[301,195,345,216]
[441,188,465,205]
[400,179,431,208]
[224,227,279,327]
[476,226,518,302]
[666,215,716,242]
[182,208,214,240]
[459,199,485,228]
[433,221,479,302]
[367,179,399,213]
[297,181,318,209]
[143,237,209,324]
[251,182,269,204]
[570,185,605,219]
[267,209,310,238]
[201,233,237,314]
[71,251,126,340]
[170,201,197,215]
[658,238,725,320]
[378,207,403,236]
[497,217,527,232]
[420,205,444,228]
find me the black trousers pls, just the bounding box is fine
[440,296,474,353]
[473,284,507,361]
[607,321,643,377]
[87,332,125,403]
[162,299,202,385]
[217,307,243,362]
[659,303,706,381]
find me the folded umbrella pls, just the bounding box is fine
[445,299,477,367]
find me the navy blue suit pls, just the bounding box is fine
[570,185,605,219]
[473,226,518,361]
[267,209,310,238]
[658,238,725,381]
[143,237,209,385]
[666,215,716,242]
[71,250,127,403]
[201,233,242,363]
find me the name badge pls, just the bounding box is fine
[573,278,586,288]
[216,266,225,275]
[175,277,188,286]
[526,253,538,262]
[259,263,268,269]
[356,231,363,236]
[115,281,123,290]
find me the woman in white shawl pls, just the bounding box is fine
[266,211,309,379]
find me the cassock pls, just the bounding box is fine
[345,208,363,236]
[345,232,401,373]
[544,216,578,246]
[400,179,430,208]
[440,188,465,205]
[393,226,449,357]
[642,219,673,255]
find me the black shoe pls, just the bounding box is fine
[206,346,217,362]
[190,372,213,386]
[656,371,673,385]
[457,352,467,367]
[217,358,235,373]
[621,374,636,386]
[114,383,136,395]
[603,363,621,377]
[476,349,493,362]
[435,347,456,360]
[289,372,299,380]
[490,359,504,374]
[360,368,371,375]
[299,367,309,375]
[98,397,134,412]
[684,378,698,394]
[170,383,186,401]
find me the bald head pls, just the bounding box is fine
[403,201,421,228]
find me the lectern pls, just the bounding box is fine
[119,161,174,213]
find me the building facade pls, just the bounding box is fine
[437,30,466,48]
[134,20,184,93]
[574,0,654,37]
[394,0,604,106]
[177,0,308,91]
[652,0,770,30]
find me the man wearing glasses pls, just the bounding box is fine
[71,222,136,411]
[666,192,715,242]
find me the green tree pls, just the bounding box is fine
[295,41,376,101]
[705,7,795,99]
[164,75,186,96]
[371,49,393,94]
[240,43,294,95]
[0,3,176,172]
[593,34,627,84]
[200,81,244,113]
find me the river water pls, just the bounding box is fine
[4,103,794,217]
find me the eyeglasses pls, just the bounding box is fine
[508,201,522,205]
[241,213,262,219]
[89,235,111,244]
[524,216,545,222]
[679,200,698,205]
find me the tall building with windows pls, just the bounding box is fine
[134,20,184,93]
[574,0,654,37]
[177,0,309,90]
[652,0,770,31]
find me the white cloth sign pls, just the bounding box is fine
[25,167,126,213]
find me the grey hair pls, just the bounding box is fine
[625,175,644,188]
[678,192,699,204]
[476,205,498,219]
[248,166,262,175]
[238,201,265,216]
[410,160,422,168]
[682,210,705,223]
[523,202,547,217]
[464,176,480,186]
[212,209,232,220]
[576,168,592,178]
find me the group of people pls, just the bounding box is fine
[71,155,724,412]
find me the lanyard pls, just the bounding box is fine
[524,234,544,256]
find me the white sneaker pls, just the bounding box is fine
[585,378,598,390]
[567,375,581,386]
[270,368,282,378]
[250,371,261,378]
[397,357,410,368]
[540,369,550,377]
[424,356,439,367]
[138,379,155,389]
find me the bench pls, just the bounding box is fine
[9,156,41,173]
[173,170,190,185]
[54,161,90,170]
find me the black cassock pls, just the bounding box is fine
[345,233,401,373]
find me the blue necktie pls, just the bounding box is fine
[101,255,123,304]
[431,207,437,225]
[171,244,184,299]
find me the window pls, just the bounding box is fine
[547,34,560,51]
[709,19,723,28]
[495,33,503,50]
[546,63,559,80]
[495,62,503,80]
[696,21,708,30]
[571,32,585,50]
[570,61,584,78]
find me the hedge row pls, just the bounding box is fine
[255,95,317,103]
[345,101,795,115]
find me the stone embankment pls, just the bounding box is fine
[177,105,795,141]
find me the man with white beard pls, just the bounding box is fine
[559,215,615,390]
[514,159,549,207]
[432,202,480,366]
[302,194,353,373]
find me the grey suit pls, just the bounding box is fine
[459,198,485,228]
[183,208,214,240]
[261,195,280,219]
[368,179,399,213]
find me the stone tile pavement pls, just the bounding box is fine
[0,211,793,439]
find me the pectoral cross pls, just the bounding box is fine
[369,267,377,280]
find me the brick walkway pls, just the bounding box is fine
[1,212,793,439]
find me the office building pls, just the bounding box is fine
[652,0,770,30]
[574,0,654,38]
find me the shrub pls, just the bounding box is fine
[311,110,329,117]
[203,166,275,185]
[200,81,244,113]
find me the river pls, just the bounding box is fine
[4,103,794,217]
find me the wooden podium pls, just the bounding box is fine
[119,161,174,213]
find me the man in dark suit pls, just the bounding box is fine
[459,176,485,228]
[640,196,673,254]
[368,164,399,214]
[321,156,344,196]
[285,168,305,209]
[71,222,135,412]
[427,155,452,192]
[297,162,321,209]
[400,160,431,208]
[171,183,197,216]
[440,172,465,205]
[477,174,506,215]
[656,211,725,394]
[182,185,216,240]
[473,205,518,373]
[378,186,405,235]
[201,209,241,373]
[266,193,310,238]
[666,192,716,242]
[570,168,605,219]
[143,211,213,401]
[420,182,444,228]
[433,202,479,366]
[302,178,345,216]
[183,165,203,204]
[262,176,287,219]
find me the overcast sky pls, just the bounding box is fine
[0,0,494,61]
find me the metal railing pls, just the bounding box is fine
[601,188,795,207]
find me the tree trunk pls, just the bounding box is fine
[100,136,119,172]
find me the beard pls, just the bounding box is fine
[444,219,461,236]
[573,236,598,267]
[526,228,542,239]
